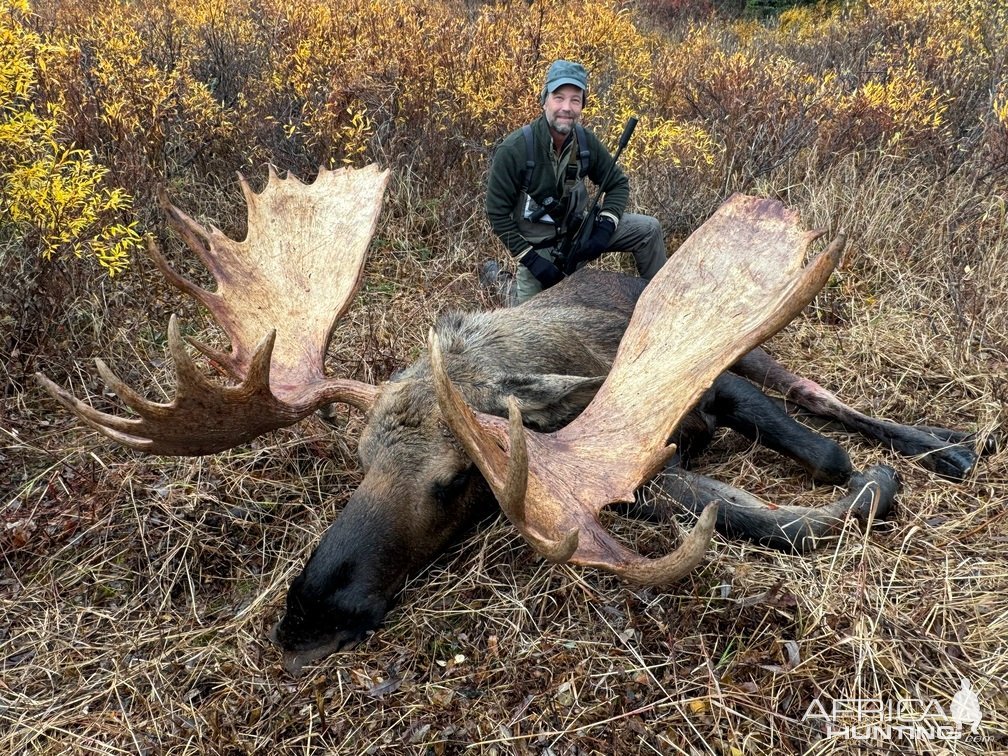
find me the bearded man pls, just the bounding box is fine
[485,59,667,303]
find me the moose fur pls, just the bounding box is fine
[270,269,979,674]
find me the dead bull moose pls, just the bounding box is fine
[38,165,984,675]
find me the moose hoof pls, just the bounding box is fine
[918,445,977,482]
[848,464,899,521]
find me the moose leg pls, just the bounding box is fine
[699,374,854,484]
[649,460,899,553]
[732,348,979,481]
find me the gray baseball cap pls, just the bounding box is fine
[544,60,588,96]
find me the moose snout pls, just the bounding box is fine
[268,616,370,677]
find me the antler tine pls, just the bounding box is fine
[35,371,154,451]
[145,235,217,315]
[429,332,579,562]
[236,171,256,214]
[155,187,218,277]
[434,194,843,584]
[500,396,580,562]
[606,504,719,585]
[37,165,389,456]
[146,233,248,384]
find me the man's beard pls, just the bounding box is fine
[548,114,576,134]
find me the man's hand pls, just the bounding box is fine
[520,250,565,289]
[564,216,616,274]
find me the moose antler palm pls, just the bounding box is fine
[431,195,843,585]
[36,165,389,455]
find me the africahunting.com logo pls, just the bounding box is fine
[802,678,982,742]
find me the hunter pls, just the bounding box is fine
[485,59,667,303]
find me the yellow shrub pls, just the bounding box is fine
[631,118,717,174]
[260,0,466,164]
[0,0,140,275]
[653,26,828,186]
[452,1,660,146]
[986,86,1008,177]
[13,0,1004,257]
[40,0,237,187]
[824,64,949,154]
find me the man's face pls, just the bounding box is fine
[543,84,584,136]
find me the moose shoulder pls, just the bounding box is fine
[37,166,984,676]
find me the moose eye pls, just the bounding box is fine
[431,467,473,505]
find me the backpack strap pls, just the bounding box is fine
[574,123,591,179]
[520,124,535,194]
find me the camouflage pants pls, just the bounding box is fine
[515,213,667,304]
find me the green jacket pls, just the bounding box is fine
[485,115,630,259]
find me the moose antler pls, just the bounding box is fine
[432,194,844,584]
[36,164,390,455]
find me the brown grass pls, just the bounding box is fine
[4,2,1008,754]
[5,155,1007,754]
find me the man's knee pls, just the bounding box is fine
[627,215,666,279]
[640,214,661,240]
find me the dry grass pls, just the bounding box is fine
[4,156,1007,755]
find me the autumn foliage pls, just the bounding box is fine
[2,0,1005,274]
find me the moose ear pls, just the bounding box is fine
[488,374,604,431]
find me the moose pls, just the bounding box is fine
[38,165,983,675]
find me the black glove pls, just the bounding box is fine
[520,250,565,289]
[565,216,616,274]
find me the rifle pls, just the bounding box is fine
[555,115,639,274]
